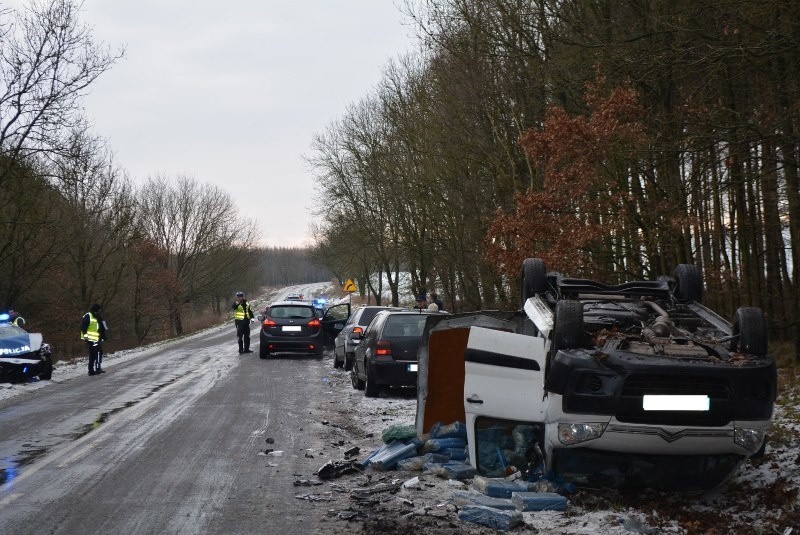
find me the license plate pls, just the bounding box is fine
[643,395,709,411]
[282,326,302,332]
[407,363,418,372]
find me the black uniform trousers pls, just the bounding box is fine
[235,320,250,352]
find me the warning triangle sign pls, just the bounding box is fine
[342,279,357,293]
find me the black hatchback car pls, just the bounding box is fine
[258,301,349,359]
[351,310,438,397]
[332,305,403,370]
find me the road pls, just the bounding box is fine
[0,289,362,534]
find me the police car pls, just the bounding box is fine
[0,313,53,383]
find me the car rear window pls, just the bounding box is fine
[269,305,314,319]
[358,308,385,326]
[382,315,427,337]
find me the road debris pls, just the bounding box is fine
[317,459,363,480]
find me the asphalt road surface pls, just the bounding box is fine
[0,322,357,535]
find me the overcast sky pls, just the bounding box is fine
[41,1,419,247]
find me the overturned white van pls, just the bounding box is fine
[415,260,777,491]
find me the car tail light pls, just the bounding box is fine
[353,326,363,335]
[376,339,392,356]
[307,318,321,328]
[263,318,277,327]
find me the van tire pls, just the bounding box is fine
[521,258,547,305]
[673,264,703,303]
[732,307,768,356]
[552,300,584,352]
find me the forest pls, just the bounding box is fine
[0,1,333,360]
[3,1,799,365]
[309,0,800,362]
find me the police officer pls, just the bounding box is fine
[429,292,444,312]
[81,304,107,375]
[232,291,254,353]
[8,306,25,327]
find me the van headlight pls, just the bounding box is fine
[558,423,607,445]
[734,427,765,453]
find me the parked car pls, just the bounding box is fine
[351,309,439,397]
[415,259,777,491]
[333,305,403,370]
[258,301,349,359]
[0,314,53,383]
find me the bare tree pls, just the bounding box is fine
[0,0,121,176]
[47,127,137,312]
[137,175,259,335]
[0,156,64,307]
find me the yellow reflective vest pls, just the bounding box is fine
[82,312,101,342]
[234,301,253,321]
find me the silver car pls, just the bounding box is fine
[332,305,402,370]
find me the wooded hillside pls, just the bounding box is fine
[310,0,800,360]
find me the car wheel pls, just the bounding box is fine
[333,349,343,368]
[521,258,547,306]
[39,357,53,380]
[364,363,379,398]
[552,300,584,353]
[732,307,768,356]
[259,345,270,359]
[351,368,365,390]
[673,264,703,303]
[344,352,354,371]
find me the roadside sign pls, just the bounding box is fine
[342,279,357,293]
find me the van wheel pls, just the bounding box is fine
[732,307,768,356]
[673,264,703,303]
[552,300,584,353]
[521,258,547,306]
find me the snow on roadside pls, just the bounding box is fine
[320,364,800,534]
[4,283,798,533]
[0,322,233,402]
[320,365,683,534]
[0,285,293,403]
